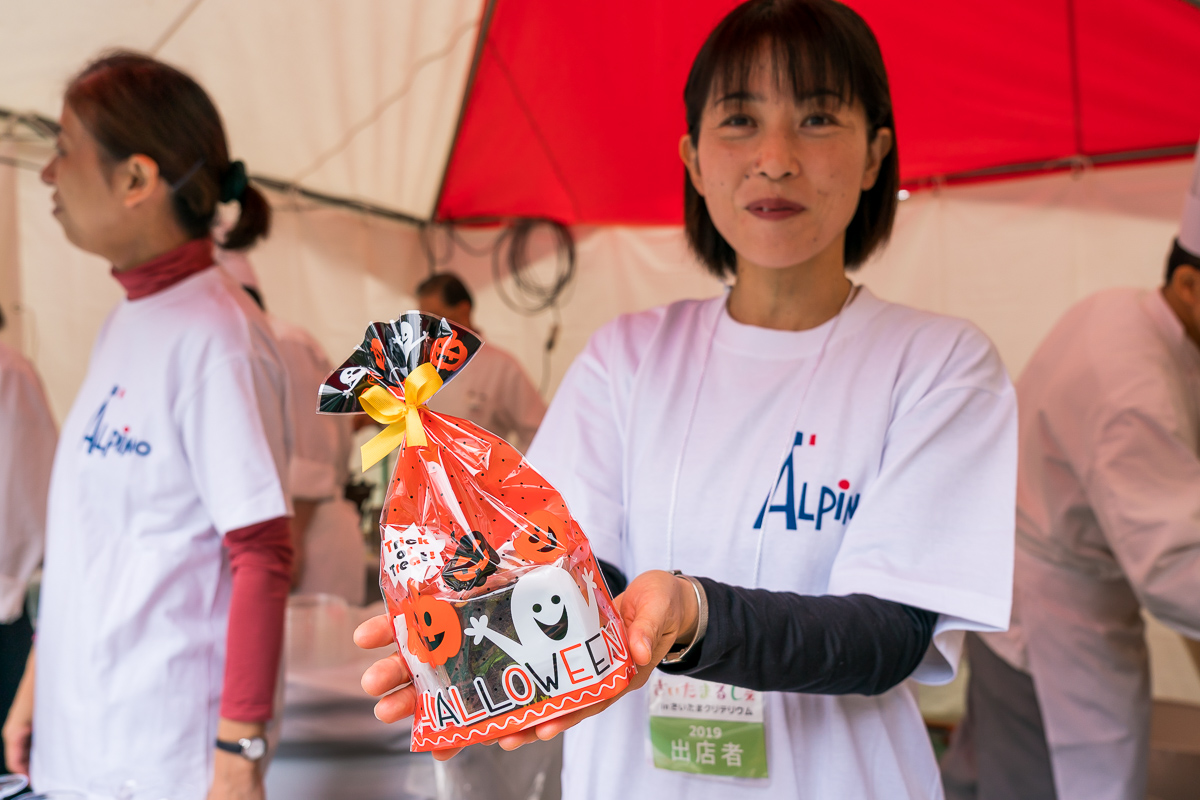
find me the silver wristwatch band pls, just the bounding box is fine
[661,571,709,665]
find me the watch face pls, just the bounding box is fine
[241,736,267,761]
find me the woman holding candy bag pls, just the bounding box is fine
[357,1,1017,797]
[1,53,292,800]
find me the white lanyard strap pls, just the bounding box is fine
[665,283,860,588]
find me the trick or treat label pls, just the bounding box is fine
[647,674,768,780]
[407,564,634,750]
[381,524,448,586]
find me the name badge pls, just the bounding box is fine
[647,674,768,780]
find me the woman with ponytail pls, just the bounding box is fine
[0,52,292,800]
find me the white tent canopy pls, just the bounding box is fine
[1,0,483,218]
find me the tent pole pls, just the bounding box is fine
[429,0,500,221]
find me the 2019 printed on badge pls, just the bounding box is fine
[648,673,769,782]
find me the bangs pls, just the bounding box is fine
[685,0,891,139]
[681,0,899,277]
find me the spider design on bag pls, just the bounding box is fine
[441,530,499,591]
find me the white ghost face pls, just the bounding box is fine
[393,319,426,360]
[340,366,368,387]
[510,566,599,651]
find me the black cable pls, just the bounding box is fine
[492,218,575,316]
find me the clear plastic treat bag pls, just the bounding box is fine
[320,313,634,751]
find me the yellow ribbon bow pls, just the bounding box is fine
[358,362,444,471]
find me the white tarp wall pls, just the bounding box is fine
[2,149,1198,711]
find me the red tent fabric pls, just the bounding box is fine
[436,0,1200,225]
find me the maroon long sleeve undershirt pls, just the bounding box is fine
[220,515,293,721]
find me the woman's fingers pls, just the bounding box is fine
[361,652,411,697]
[373,685,418,723]
[431,746,464,761]
[532,697,619,741]
[354,613,394,650]
[496,726,542,751]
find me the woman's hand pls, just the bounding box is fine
[483,569,700,749]
[2,649,35,775]
[206,720,265,800]
[354,570,701,757]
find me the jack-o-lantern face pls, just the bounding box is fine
[431,332,467,372]
[370,337,386,370]
[514,510,569,564]
[405,589,462,666]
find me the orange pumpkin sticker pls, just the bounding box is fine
[431,332,468,372]
[404,584,462,667]
[515,510,569,564]
[370,337,386,370]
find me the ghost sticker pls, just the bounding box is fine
[464,565,617,697]
[514,510,569,565]
[393,319,426,362]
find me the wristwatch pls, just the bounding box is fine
[660,570,709,665]
[215,736,267,761]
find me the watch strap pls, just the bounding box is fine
[215,736,266,761]
[215,738,243,756]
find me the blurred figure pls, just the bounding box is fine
[416,273,559,800]
[416,273,546,452]
[2,53,291,799]
[0,308,56,775]
[216,246,365,606]
[943,140,1200,800]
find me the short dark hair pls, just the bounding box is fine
[1166,238,1200,285]
[66,51,270,250]
[683,0,899,278]
[416,272,473,309]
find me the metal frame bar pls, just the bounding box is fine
[430,0,500,219]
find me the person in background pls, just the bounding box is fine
[415,273,562,799]
[358,4,1017,799]
[215,245,365,606]
[416,273,546,452]
[942,139,1200,800]
[1,52,292,799]
[0,306,57,776]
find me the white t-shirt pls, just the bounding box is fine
[528,289,1017,800]
[0,342,57,623]
[269,315,364,605]
[983,288,1200,800]
[427,341,546,452]
[32,267,291,799]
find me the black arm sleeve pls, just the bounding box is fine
[657,578,938,696]
[597,559,628,597]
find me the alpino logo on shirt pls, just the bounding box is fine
[753,431,859,531]
[82,385,152,457]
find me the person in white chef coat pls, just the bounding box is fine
[216,246,365,606]
[1,53,293,800]
[942,139,1200,800]
[416,273,546,452]
[414,280,558,797]
[356,3,1019,799]
[0,309,57,776]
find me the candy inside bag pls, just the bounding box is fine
[320,313,634,751]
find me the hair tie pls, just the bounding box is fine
[220,160,249,203]
[170,158,205,193]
